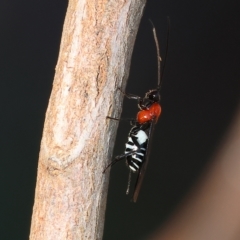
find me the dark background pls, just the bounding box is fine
[1,0,240,239]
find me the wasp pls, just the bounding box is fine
[104,19,170,202]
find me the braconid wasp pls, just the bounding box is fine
[104,19,170,202]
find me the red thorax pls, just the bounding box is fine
[137,102,162,124]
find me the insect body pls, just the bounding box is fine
[103,122,150,196]
[137,102,161,124]
[104,19,169,202]
[126,125,148,172]
[103,123,149,173]
[123,89,162,124]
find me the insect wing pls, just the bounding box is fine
[132,121,155,202]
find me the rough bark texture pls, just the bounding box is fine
[30,0,146,239]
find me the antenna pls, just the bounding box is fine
[149,19,161,88]
[161,17,170,86]
[149,18,170,90]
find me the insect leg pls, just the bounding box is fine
[117,88,141,100]
[106,116,135,122]
[126,170,132,195]
[117,88,147,110]
[103,150,137,173]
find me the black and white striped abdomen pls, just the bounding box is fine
[125,128,148,172]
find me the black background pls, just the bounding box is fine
[1,0,240,240]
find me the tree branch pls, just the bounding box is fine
[30,0,146,239]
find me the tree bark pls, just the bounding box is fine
[30,0,146,239]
